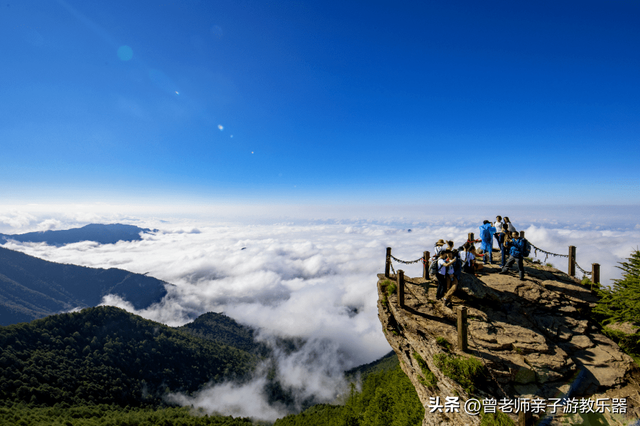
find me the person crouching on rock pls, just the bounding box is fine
[460,242,474,274]
[469,245,485,276]
[500,231,526,280]
[442,250,461,308]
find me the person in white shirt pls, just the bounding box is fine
[460,242,475,274]
[494,216,506,266]
[436,251,455,300]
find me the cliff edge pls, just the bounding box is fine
[377,257,640,425]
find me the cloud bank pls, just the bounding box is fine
[2,204,640,419]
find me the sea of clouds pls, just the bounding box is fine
[1,203,639,420]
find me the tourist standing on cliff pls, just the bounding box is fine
[504,217,516,233]
[494,216,507,266]
[500,231,526,280]
[446,240,455,253]
[433,239,446,259]
[442,250,461,308]
[479,220,496,265]
[435,251,450,300]
[494,216,504,248]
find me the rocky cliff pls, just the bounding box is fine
[377,256,640,425]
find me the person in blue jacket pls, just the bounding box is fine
[499,231,526,280]
[479,220,496,265]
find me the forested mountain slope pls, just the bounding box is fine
[0,247,168,325]
[0,306,256,407]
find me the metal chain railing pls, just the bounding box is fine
[390,254,425,265]
[529,243,569,264]
[575,261,592,276]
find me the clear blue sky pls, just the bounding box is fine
[2,0,639,206]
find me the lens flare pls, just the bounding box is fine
[218,125,224,131]
[117,45,133,61]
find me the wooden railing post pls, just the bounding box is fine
[385,247,391,278]
[397,270,405,308]
[592,263,600,285]
[568,246,576,277]
[423,251,430,279]
[468,232,474,242]
[457,306,467,352]
[519,410,532,426]
[520,231,525,238]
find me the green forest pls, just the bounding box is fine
[593,249,640,360]
[0,306,256,407]
[274,361,424,426]
[0,301,425,425]
[0,404,256,426]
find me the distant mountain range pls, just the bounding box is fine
[0,247,168,326]
[0,223,155,246]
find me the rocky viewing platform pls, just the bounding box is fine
[377,253,640,425]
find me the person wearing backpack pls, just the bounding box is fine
[499,231,526,280]
[479,220,496,265]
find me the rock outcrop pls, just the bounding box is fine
[377,256,640,425]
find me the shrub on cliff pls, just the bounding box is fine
[593,249,640,357]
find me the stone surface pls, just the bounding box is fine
[377,257,640,426]
[570,334,594,350]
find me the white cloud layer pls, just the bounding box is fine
[1,203,640,419]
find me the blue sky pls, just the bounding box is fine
[2,0,639,205]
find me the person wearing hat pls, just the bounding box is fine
[433,239,446,260]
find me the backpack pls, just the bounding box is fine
[429,259,439,277]
[480,225,491,241]
[522,239,531,257]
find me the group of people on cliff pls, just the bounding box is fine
[429,216,531,307]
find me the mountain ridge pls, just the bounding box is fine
[0,223,155,246]
[0,246,168,326]
[0,306,257,407]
